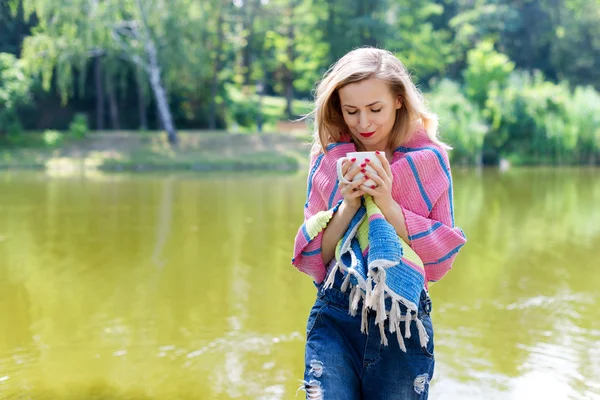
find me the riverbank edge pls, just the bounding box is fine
[0,132,313,172]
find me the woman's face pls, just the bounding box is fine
[338,78,402,151]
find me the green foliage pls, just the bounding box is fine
[427,79,488,165]
[541,0,600,89]
[42,129,63,147]
[2,0,599,166]
[484,71,600,165]
[567,86,600,163]
[463,40,514,108]
[386,1,455,81]
[0,52,31,134]
[230,100,261,129]
[68,113,88,139]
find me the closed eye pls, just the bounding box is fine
[346,108,381,115]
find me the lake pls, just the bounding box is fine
[0,168,599,399]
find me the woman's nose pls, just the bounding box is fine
[359,113,370,130]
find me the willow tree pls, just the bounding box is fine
[0,53,32,134]
[19,0,202,145]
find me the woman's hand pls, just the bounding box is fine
[361,152,410,243]
[360,151,395,213]
[339,159,368,210]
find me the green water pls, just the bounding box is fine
[0,168,599,399]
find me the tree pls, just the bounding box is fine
[19,0,204,145]
[542,0,600,90]
[262,0,327,119]
[384,1,455,83]
[463,40,514,109]
[0,52,32,134]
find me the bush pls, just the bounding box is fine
[567,86,600,164]
[69,113,88,139]
[230,101,261,128]
[484,71,600,165]
[463,40,514,109]
[43,130,64,147]
[427,79,488,165]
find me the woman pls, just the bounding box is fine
[292,47,467,399]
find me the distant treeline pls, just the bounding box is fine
[0,0,599,164]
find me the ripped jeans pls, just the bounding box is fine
[302,268,435,400]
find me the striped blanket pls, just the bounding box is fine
[292,128,467,350]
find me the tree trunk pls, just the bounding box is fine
[134,0,177,144]
[146,40,177,145]
[95,56,104,130]
[242,0,258,85]
[475,150,483,168]
[327,0,337,64]
[209,6,225,130]
[359,1,377,47]
[106,77,120,130]
[284,21,294,118]
[284,79,294,119]
[136,68,147,130]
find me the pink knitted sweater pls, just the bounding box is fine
[292,128,467,286]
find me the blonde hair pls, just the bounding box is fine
[307,47,447,154]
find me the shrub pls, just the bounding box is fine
[69,113,88,139]
[43,130,64,147]
[428,79,488,165]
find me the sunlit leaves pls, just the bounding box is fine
[463,40,514,108]
[0,52,32,132]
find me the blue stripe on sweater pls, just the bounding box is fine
[302,248,321,256]
[409,221,443,241]
[325,142,347,151]
[305,153,324,208]
[305,143,347,209]
[406,155,432,212]
[395,146,455,226]
[301,225,311,242]
[328,179,339,209]
[423,244,464,266]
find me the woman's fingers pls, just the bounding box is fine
[345,164,362,182]
[366,160,388,182]
[365,173,385,187]
[352,175,368,187]
[341,176,367,195]
[341,159,352,175]
[349,190,365,198]
[374,152,392,177]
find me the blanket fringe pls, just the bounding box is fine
[323,262,338,290]
[389,300,401,333]
[405,310,412,339]
[388,301,407,352]
[326,240,428,352]
[330,274,428,352]
[378,322,388,346]
[366,268,389,326]
[341,271,352,292]
[351,285,362,315]
[395,327,407,352]
[415,316,430,344]
[361,303,369,334]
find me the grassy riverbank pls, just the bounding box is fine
[0,131,313,172]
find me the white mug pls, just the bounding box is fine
[336,151,382,189]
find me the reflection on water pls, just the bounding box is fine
[0,168,599,399]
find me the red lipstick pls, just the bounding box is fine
[359,130,376,138]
